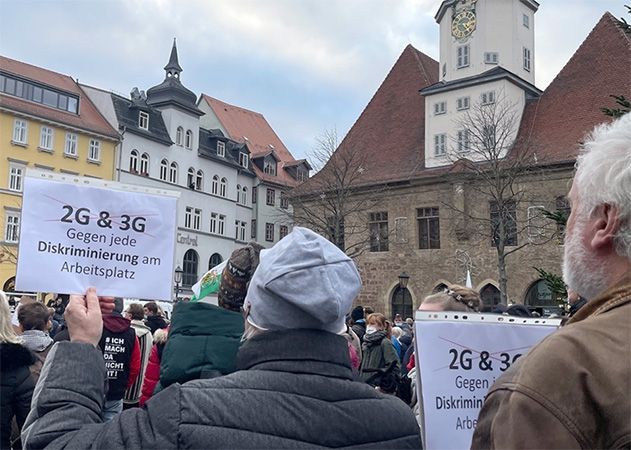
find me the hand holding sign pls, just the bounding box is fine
[65,288,114,347]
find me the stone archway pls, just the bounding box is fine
[479,283,501,310]
[3,276,15,292]
[390,285,413,321]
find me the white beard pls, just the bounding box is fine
[562,217,609,300]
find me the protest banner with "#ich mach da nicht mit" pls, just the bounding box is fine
[414,311,561,450]
[16,170,179,301]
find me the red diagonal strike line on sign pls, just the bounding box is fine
[40,193,157,238]
[431,336,507,372]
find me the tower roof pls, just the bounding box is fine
[164,38,183,74]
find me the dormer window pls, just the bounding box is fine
[217,141,225,157]
[139,111,149,130]
[239,152,249,168]
[264,157,277,176]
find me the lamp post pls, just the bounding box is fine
[174,266,183,302]
[398,271,410,289]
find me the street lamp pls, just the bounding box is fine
[174,266,183,302]
[398,271,410,289]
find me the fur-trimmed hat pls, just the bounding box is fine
[218,242,264,312]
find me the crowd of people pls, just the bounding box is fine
[0,114,629,449]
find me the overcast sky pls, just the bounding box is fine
[0,0,626,159]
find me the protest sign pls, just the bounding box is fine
[16,170,179,301]
[414,311,561,450]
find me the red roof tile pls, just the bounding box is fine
[199,94,300,187]
[515,12,630,164]
[0,55,119,139]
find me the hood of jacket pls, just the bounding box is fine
[0,342,36,370]
[103,314,131,333]
[21,329,53,352]
[362,330,388,349]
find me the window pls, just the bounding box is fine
[556,196,571,243]
[209,253,223,270]
[87,139,101,162]
[480,284,501,308]
[185,130,193,149]
[279,225,288,239]
[239,152,249,168]
[434,101,447,115]
[297,168,308,182]
[193,208,202,230]
[265,223,275,242]
[176,126,184,146]
[242,186,247,205]
[369,212,389,252]
[8,164,24,192]
[523,47,531,72]
[252,187,257,203]
[434,133,447,156]
[218,215,225,235]
[457,130,471,153]
[280,191,288,209]
[266,188,275,206]
[217,141,225,157]
[211,175,219,195]
[236,184,242,204]
[525,280,562,314]
[187,168,195,189]
[481,91,496,105]
[484,52,499,64]
[220,177,227,197]
[527,205,546,239]
[235,221,246,241]
[490,201,517,247]
[139,111,149,130]
[251,219,257,239]
[482,125,496,149]
[140,153,149,175]
[196,170,203,191]
[457,45,470,68]
[64,132,77,157]
[39,126,53,150]
[12,118,27,144]
[4,213,19,243]
[264,158,276,175]
[0,74,78,113]
[442,63,446,77]
[456,96,470,110]
[417,207,440,249]
[129,150,139,172]
[210,213,218,234]
[182,249,199,287]
[327,217,345,250]
[169,162,178,183]
[185,207,193,229]
[160,159,168,181]
[523,13,529,28]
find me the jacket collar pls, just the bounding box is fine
[236,329,353,381]
[567,275,631,325]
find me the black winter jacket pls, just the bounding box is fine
[1,343,35,450]
[22,329,422,449]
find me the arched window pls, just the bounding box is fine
[196,170,203,191]
[140,153,149,175]
[176,126,184,146]
[187,167,195,189]
[129,150,138,173]
[432,283,448,293]
[220,177,227,197]
[391,286,413,321]
[182,249,199,287]
[185,130,193,149]
[160,159,168,181]
[169,162,178,184]
[242,186,247,205]
[236,184,241,204]
[480,284,501,309]
[525,279,561,314]
[211,175,219,195]
[208,253,223,270]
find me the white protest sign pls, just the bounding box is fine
[414,312,560,450]
[16,170,179,301]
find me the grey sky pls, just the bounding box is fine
[0,0,626,159]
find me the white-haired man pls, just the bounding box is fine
[22,227,422,449]
[472,114,631,448]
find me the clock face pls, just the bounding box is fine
[452,10,476,39]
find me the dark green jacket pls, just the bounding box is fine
[158,302,243,392]
[359,331,401,384]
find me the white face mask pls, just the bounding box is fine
[365,326,379,335]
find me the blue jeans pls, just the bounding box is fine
[102,399,123,422]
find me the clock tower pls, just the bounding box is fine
[422,0,542,168]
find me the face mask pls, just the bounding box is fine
[366,326,378,335]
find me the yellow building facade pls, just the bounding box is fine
[0,55,119,292]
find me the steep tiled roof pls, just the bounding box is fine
[301,44,439,191]
[0,55,119,139]
[514,12,630,164]
[199,95,300,187]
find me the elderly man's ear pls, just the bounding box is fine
[591,204,621,251]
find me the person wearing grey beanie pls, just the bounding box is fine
[21,228,422,449]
